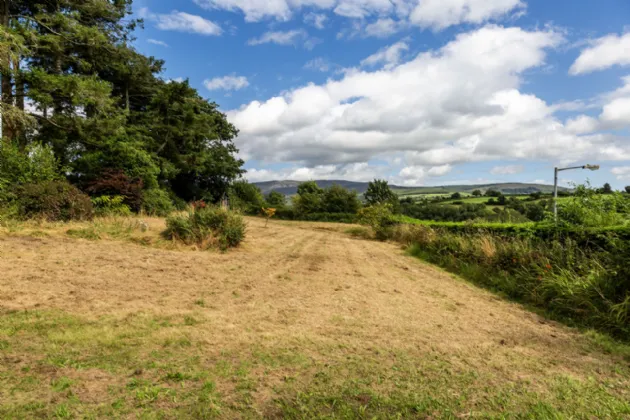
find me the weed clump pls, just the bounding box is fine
[164,207,245,250]
[17,181,94,221]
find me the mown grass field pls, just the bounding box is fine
[1,217,629,418]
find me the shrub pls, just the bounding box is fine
[85,169,144,212]
[265,191,286,207]
[164,206,245,250]
[229,180,264,215]
[556,183,628,227]
[322,184,361,214]
[0,143,59,204]
[400,222,630,339]
[142,189,175,217]
[91,195,132,217]
[358,203,395,240]
[17,181,94,221]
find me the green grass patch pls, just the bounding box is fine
[1,309,629,418]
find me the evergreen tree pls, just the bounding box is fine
[0,0,244,206]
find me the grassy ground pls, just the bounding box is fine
[1,217,629,418]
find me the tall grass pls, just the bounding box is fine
[395,224,630,339]
[164,206,246,251]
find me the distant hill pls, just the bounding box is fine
[253,180,568,196]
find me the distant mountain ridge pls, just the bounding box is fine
[253,180,568,196]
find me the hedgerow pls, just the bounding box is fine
[383,218,630,340]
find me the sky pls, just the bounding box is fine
[132,0,630,188]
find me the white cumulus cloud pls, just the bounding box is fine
[192,0,524,31]
[147,39,169,47]
[248,29,319,49]
[360,40,409,69]
[304,57,332,72]
[204,75,250,91]
[304,12,328,29]
[410,0,525,30]
[570,33,630,75]
[139,8,222,36]
[227,25,630,183]
[611,166,630,181]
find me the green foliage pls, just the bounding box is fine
[297,181,323,196]
[472,190,482,197]
[0,2,244,211]
[273,208,357,223]
[265,191,286,207]
[0,143,59,203]
[358,203,395,240]
[364,179,400,213]
[450,192,462,200]
[322,184,361,214]
[293,181,324,215]
[164,207,246,250]
[401,201,492,222]
[17,181,94,221]
[141,189,175,217]
[229,180,264,214]
[397,224,630,339]
[485,189,502,197]
[91,195,131,217]
[292,182,362,218]
[556,183,628,227]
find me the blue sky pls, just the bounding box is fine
[132,0,630,188]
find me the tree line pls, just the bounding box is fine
[0,0,243,215]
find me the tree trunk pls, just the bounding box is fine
[13,58,23,111]
[0,0,14,140]
[13,57,27,149]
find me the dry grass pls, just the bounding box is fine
[0,216,629,418]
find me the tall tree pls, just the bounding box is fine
[365,179,397,204]
[602,183,613,194]
[0,0,245,206]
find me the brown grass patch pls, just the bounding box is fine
[0,217,629,417]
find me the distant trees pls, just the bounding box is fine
[485,189,502,197]
[365,179,396,204]
[293,181,360,216]
[401,202,490,222]
[472,190,482,197]
[601,183,613,194]
[625,186,630,194]
[365,179,400,213]
[229,181,264,213]
[293,181,324,215]
[265,191,286,207]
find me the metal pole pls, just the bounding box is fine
[553,167,558,222]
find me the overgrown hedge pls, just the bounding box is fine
[389,217,630,340]
[395,216,630,250]
[274,208,357,223]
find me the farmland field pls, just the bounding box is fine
[1,217,629,418]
